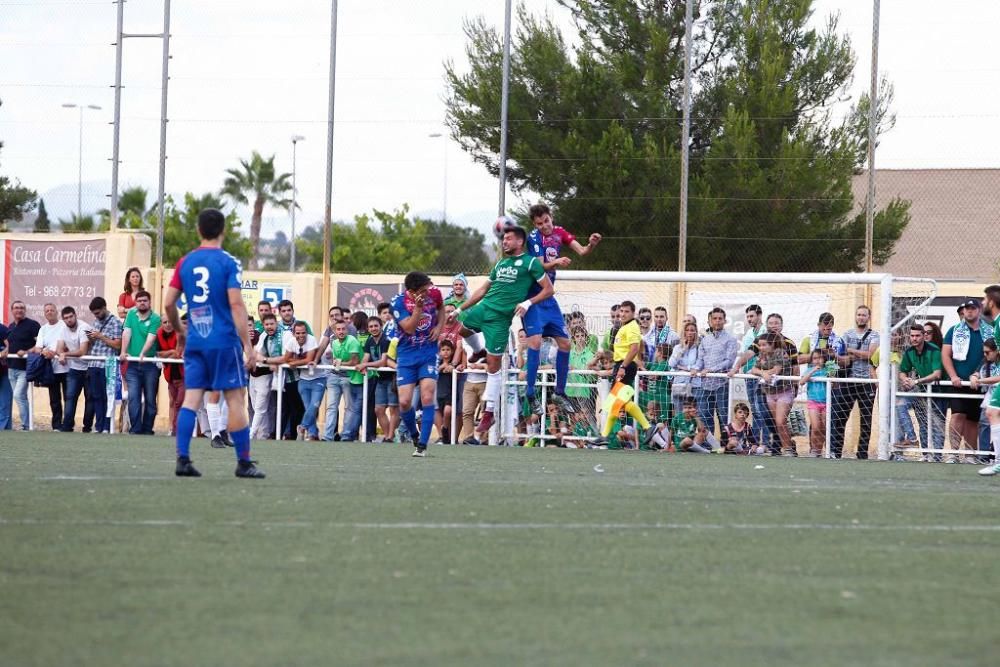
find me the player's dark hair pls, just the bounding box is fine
[404,271,432,292]
[818,312,835,325]
[351,311,368,332]
[504,225,528,245]
[61,306,76,317]
[909,323,925,333]
[278,299,294,311]
[89,297,107,311]
[745,304,762,315]
[528,203,551,220]
[439,338,455,351]
[134,290,151,301]
[377,302,391,313]
[197,208,226,240]
[261,313,277,323]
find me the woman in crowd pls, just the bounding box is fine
[118,267,144,312]
[751,332,799,456]
[923,321,944,349]
[669,321,701,419]
[567,326,595,406]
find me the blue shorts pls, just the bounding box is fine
[522,296,568,338]
[183,346,248,391]
[375,379,398,407]
[395,346,439,387]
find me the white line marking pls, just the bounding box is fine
[1,518,999,532]
[38,475,165,481]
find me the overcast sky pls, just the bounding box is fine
[2,0,997,238]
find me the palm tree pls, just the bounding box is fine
[220,151,293,269]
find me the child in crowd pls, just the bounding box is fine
[435,339,456,444]
[722,402,763,455]
[644,344,672,422]
[671,398,710,452]
[799,349,829,457]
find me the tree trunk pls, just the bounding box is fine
[249,196,265,270]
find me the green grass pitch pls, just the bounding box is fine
[1,432,998,666]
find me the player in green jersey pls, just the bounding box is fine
[448,225,554,436]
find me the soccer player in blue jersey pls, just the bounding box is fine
[523,203,602,416]
[163,208,265,479]
[391,271,446,457]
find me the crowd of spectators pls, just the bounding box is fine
[2,269,998,463]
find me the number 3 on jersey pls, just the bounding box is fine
[192,267,210,303]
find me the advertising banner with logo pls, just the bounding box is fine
[337,281,400,315]
[0,239,107,321]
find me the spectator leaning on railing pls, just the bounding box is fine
[694,307,738,436]
[55,306,91,433]
[156,316,184,437]
[85,297,122,434]
[898,323,944,461]
[4,300,40,430]
[33,303,68,431]
[119,290,161,436]
[834,305,879,459]
[251,313,283,439]
[942,299,993,460]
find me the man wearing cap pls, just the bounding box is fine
[942,299,994,461]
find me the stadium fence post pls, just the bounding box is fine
[825,378,832,459]
[27,381,34,431]
[450,370,458,444]
[877,273,893,459]
[275,365,284,440]
[360,372,368,443]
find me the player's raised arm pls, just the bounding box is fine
[568,232,602,257]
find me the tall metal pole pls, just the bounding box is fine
[155,0,172,307]
[291,136,304,272]
[428,133,447,222]
[76,106,83,221]
[322,0,338,311]
[864,0,881,277]
[676,0,694,323]
[110,0,125,230]
[497,0,512,216]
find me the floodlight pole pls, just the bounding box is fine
[291,135,305,272]
[62,103,103,223]
[155,0,172,307]
[110,0,125,230]
[864,0,881,304]
[497,0,512,216]
[676,0,694,324]
[322,0,339,311]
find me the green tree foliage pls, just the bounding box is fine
[33,198,50,232]
[445,0,910,272]
[220,151,292,270]
[290,205,439,274]
[423,219,492,274]
[59,213,105,233]
[0,99,37,229]
[152,193,251,267]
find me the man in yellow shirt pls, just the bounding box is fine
[600,300,657,445]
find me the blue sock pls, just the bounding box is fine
[401,408,418,437]
[230,426,251,462]
[555,349,569,395]
[525,347,540,397]
[176,407,197,458]
[419,405,436,446]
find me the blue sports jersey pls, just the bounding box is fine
[170,246,243,351]
[527,225,575,297]
[391,286,443,355]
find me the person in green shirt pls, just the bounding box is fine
[641,343,671,423]
[326,321,364,441]
[898,323,944,460]
[443,273,469,308]
[449,225,554,436]
[671,399,710,452]
[566,326,595,401]
[119,290,161,435]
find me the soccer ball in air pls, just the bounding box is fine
[493,216,517,240]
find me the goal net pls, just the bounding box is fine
[497,271,939,460]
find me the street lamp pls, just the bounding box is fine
[427,132,448,223]
[62,102,102,222]
[290,134,305,272]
